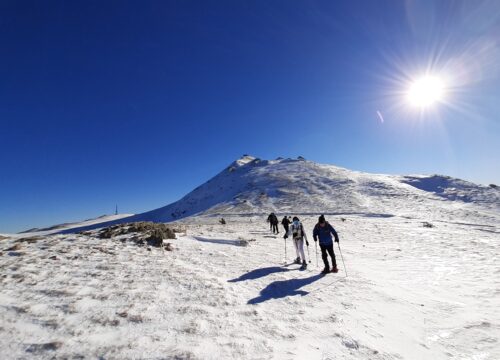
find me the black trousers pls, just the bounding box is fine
[283,224,289,233]
[272,223,279,234]
[320,243,337,269]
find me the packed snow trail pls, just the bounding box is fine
[1,215,499,359]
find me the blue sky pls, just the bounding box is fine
[1,1,499,232]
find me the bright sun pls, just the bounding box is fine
[407,76,445,108]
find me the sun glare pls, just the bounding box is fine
[407,76,445,108]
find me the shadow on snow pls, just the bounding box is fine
[228,266,292,283]
[192,236,247,246]
[247,274,323,305]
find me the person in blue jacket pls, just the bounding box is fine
[313,214,340,274]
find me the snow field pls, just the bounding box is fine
[0,214,499,359]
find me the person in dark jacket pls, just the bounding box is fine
[281,216,291,234]
[267,213,273,231]
[267,213,279,234]
[313,214,339,274]
[271,213,279,234]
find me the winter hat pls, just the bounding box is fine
[318,215,326,223]
[292,216,299,222]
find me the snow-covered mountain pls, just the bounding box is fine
[10,214,133,238]
[2,156,499,359]
[20,214,134,234]
[68,155,499,232]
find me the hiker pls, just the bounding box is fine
[281,215,291,234]
[268,213,279,234]
[267,213,274,231]
[313,214,339,274]
[271,213,279,234]
[284,216,309,269]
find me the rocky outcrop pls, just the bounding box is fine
[96,222,178,248]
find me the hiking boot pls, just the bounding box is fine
[300,261,307,270]
[331,267,339,273]
[294,257,301,264]
[321,267,330,274]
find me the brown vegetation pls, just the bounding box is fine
[96,221,179,248]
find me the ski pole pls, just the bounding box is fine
[337,242,347,277]
[307,243,311,263]
[315,241,318,268]
[284,237,287,263]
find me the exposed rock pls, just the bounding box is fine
[128,314,143,323]
[171,224,186,233]
[126,222,176,238]
[116,311,128,318]
[97,222,178,249]
[25,342,63,353]
[98,228,114,239]
[93,246,115,255]
[6,244,22,251]
[146,227,172,247]
[9,305,28,314]
[342,338,359,350]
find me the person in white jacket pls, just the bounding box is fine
[284,216,309,269]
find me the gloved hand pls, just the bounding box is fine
[283,234,288,239]
[306,240,309,246]
[335,238,339,243]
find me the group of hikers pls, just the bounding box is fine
[267,213,340,274]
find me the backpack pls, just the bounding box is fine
[291,222,302,239]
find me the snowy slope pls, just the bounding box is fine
[66,155,499,233]
[1,156,499,359]
[19,214,134,234]
[1,215,498,359]
[2,214,133,239]
[400,174,499,209]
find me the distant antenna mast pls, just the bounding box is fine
[115,204,118,215]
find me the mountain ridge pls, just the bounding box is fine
[55,155,499,234]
